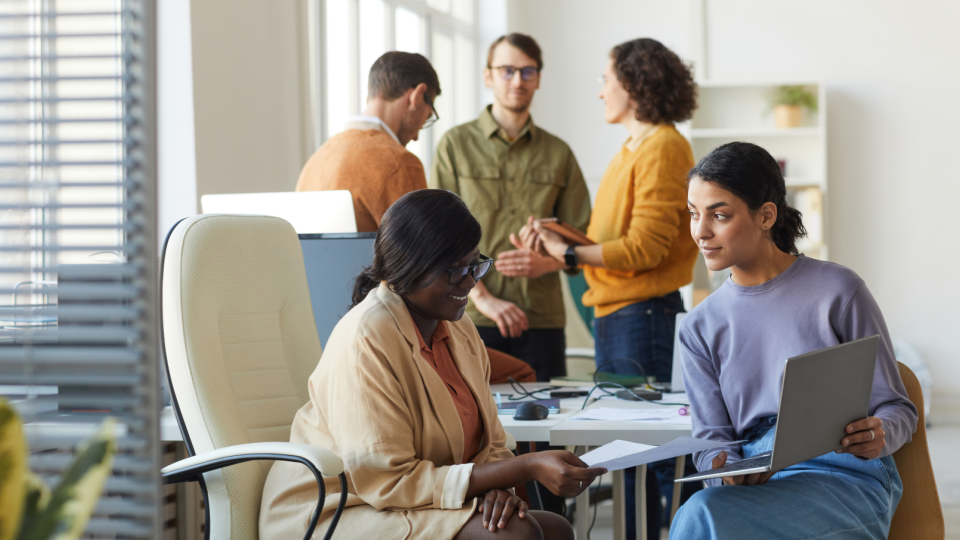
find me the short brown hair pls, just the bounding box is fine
[368,51,441,101]
[486,33,543,71]
[610,38,697,124]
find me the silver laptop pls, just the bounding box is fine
[677,335,879,483]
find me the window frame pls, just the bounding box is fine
[310,0,480,170]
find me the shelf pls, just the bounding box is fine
[690,127,822,138]
[784,177,824,188]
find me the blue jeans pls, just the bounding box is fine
[593,292,697,539]
[670,418,902,539]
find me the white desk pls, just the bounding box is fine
[555,399,693,540]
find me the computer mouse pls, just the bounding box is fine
[513,402,549,421]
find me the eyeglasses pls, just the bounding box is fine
[445,254,493,286]
[422,93,439,130]
[490,65,540,82]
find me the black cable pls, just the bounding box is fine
[587,473,604,540]
[504,376,559,401]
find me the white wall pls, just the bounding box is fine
[508,0,692,193]
[157,0,315,225]
[190,0,315,206]
[157,0,198,243]
[509,0,960,416]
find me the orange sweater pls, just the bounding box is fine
[296,129,426,232]
[583,125,698,317]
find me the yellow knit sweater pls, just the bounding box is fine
[583,125,698,317]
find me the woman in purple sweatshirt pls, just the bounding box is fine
[671,142,917,539]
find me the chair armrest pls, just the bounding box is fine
[161,442,344,484]
[505,431,517,452]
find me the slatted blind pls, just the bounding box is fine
[0,0,159,538]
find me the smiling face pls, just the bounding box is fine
[599,57,634,124]
[687,177,779,272]
[483,42,540,113]
[403,247,480,322]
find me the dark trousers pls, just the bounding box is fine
[476,327,566,382]
[593,291,702,538]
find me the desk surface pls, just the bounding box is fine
[549,399,692,447]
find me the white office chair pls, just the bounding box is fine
[159,214,347,540]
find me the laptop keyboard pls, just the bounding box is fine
[720,451,772,472]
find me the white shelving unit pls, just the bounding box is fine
[684,80,828,260]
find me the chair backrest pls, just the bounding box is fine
[162,215,323,540]
[889,361,944,540]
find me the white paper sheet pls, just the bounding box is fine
[569,407,680,422]
[580,437,740,472]
[579,440,656,465]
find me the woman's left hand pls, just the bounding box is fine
[836,416,885,459]
[478,488,527,532]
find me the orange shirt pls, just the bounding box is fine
[413,319,484,463]
[296,128,426,232]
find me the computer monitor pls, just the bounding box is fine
[299,233,376,346]
[201,191,358,234]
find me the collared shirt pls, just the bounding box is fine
[412,319,484,464]
[430,105,591,329]
[344,114,401,145]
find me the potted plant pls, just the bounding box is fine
[768,85,818,128]
[0,400,116,540]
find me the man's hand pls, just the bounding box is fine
[495,234,568,278]
[470,285,529,338]
[836,417,886,459]
[477,489,527,532]
[712,451,774,486]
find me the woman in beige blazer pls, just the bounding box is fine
[261,190,605,540]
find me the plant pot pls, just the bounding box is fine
[774,104,803,128]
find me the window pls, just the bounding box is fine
[317,0,480,170]
[0,0,160,536]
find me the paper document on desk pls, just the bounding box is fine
[580,437,740,472]
[569,407,688,423]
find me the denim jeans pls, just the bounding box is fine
[670,418,902,539]
[593,292,700,539]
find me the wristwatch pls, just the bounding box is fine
[564,244,580,268]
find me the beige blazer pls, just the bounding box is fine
[260,283,515,540]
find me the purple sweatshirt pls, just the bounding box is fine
[680,255,918,481]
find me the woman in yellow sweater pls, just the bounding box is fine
[520,38,698,539]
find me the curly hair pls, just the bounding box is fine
[610,38,697,124]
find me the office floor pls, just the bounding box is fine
[584,423,960,540]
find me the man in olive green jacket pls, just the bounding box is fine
[430,33,590,382]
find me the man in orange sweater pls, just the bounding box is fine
[296,52,439,232]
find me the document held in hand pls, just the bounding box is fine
[580,437,741,472]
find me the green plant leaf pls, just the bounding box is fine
[768,85,818,112]
[0,400,27,540]
[16,418,116,540]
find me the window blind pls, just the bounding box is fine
[0,0,159,538]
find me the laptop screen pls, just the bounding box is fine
[299,233,376,346]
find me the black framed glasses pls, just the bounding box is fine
[490,65,539,82]
[445,254,493,286]
[422,92,439,130]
